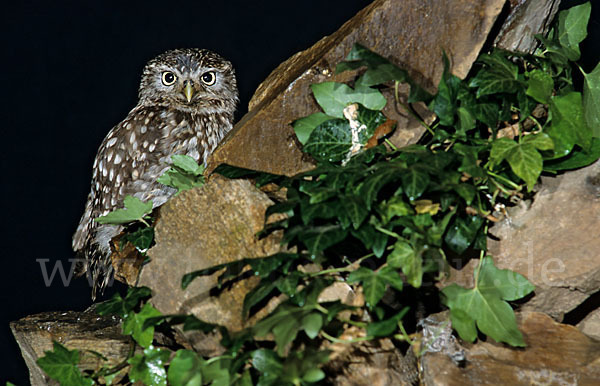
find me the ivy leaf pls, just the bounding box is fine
[582,62,600,138]
[347,266,402,308]
[549,92,592,154]
[95,196,153,225]
[431,53,461,126]
[122,303,162,348]
[522,132,554,151]
[441,256,534,347]
[526,69,554,104]
[470,51,522,97]
[387,240,421,287]
[253,303,324,356]
[124,226,154,250]
[557,2,591,61]
[337,43,432,102]
[401,166,430,201]
[167,350,203,386]
[157,155,205,194]
[366,307,409,337]
[292,113,337,145]
[544,137,600,171]
[444,215,485,255]
[128,346,170,386]
[490,137,518,167]
[303,119,352,162]
[505,143,543,191]
[311,82,386,118]
[96,286,152,317]
[251,349,283,383]
[300,225,347,258]
[37,342,94,386]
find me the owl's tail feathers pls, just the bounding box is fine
[73,245,114,301]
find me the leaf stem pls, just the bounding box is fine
[374,225,402,240]
[393,81,435,136]
[487,170,521,190]
[321,330,372,344]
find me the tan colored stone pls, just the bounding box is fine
[578,308,600,341]
[444,160,600,321]
[420,312,600,385]
[139,175,284,332]
[11,310,133,386]
[207,0,506,177]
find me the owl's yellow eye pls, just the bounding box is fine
[161,71,177,86]
[201,71,216,86]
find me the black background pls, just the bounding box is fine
[1,0,597,384]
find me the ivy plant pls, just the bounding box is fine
[37,2,600,385]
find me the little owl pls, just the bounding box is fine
[72,48,238,299]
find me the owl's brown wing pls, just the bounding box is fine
[72,105,170,254]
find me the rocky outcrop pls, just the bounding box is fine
[206,0,507,176]
[420,311,600,385]
[445,160,600,321]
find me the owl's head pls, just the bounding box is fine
[138,48,238,114]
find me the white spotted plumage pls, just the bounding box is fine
[73,48,238,299]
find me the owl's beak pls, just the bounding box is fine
[183,81,194,102]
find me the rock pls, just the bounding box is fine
[444,160,600,321]
[495,0,562,54]
[138,175,285,338]
[325,328,418,386]
[206,0,506,177]
[10,310,133,385]
[420,311,600,385]
[578,308,600,341]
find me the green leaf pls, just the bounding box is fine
[157,155,205,194]
[337,43,432,102]
[301,225,347,258]
[505,143,543,191]
[526,69,554,104]
[522,132,554,151]
[490,137,518,167]
[172,154,204,175]
[469,51,522,97]
[128,346,170,386]
[311,82,386,118]
[341,195,368,229]
[441,256,534,347]
[37,342,94,386]
[549,92,592,154]
[366,307,409,337]
[557,2,591,61]
[168,350,203,386]
[253,304,324,356]
[347,266,403,308]
[122,303,162,348]
[95,195,153,225]
[444,215,485,255]
[387,240,421,287]
[252,349,283,380]
[432,53,461,126]
[95,286,152,317]
[124,226,154,250]
[401,166,430,201]
[303,118,352,162]
[544,137,600,171]
[292,113,337,145]
[582,62,600,138]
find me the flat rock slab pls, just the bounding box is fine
[11,310,131,386]
[420,311,600,385]
[207,0,505,176]
[139,175,283,333]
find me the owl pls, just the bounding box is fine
[72,48,238,299]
